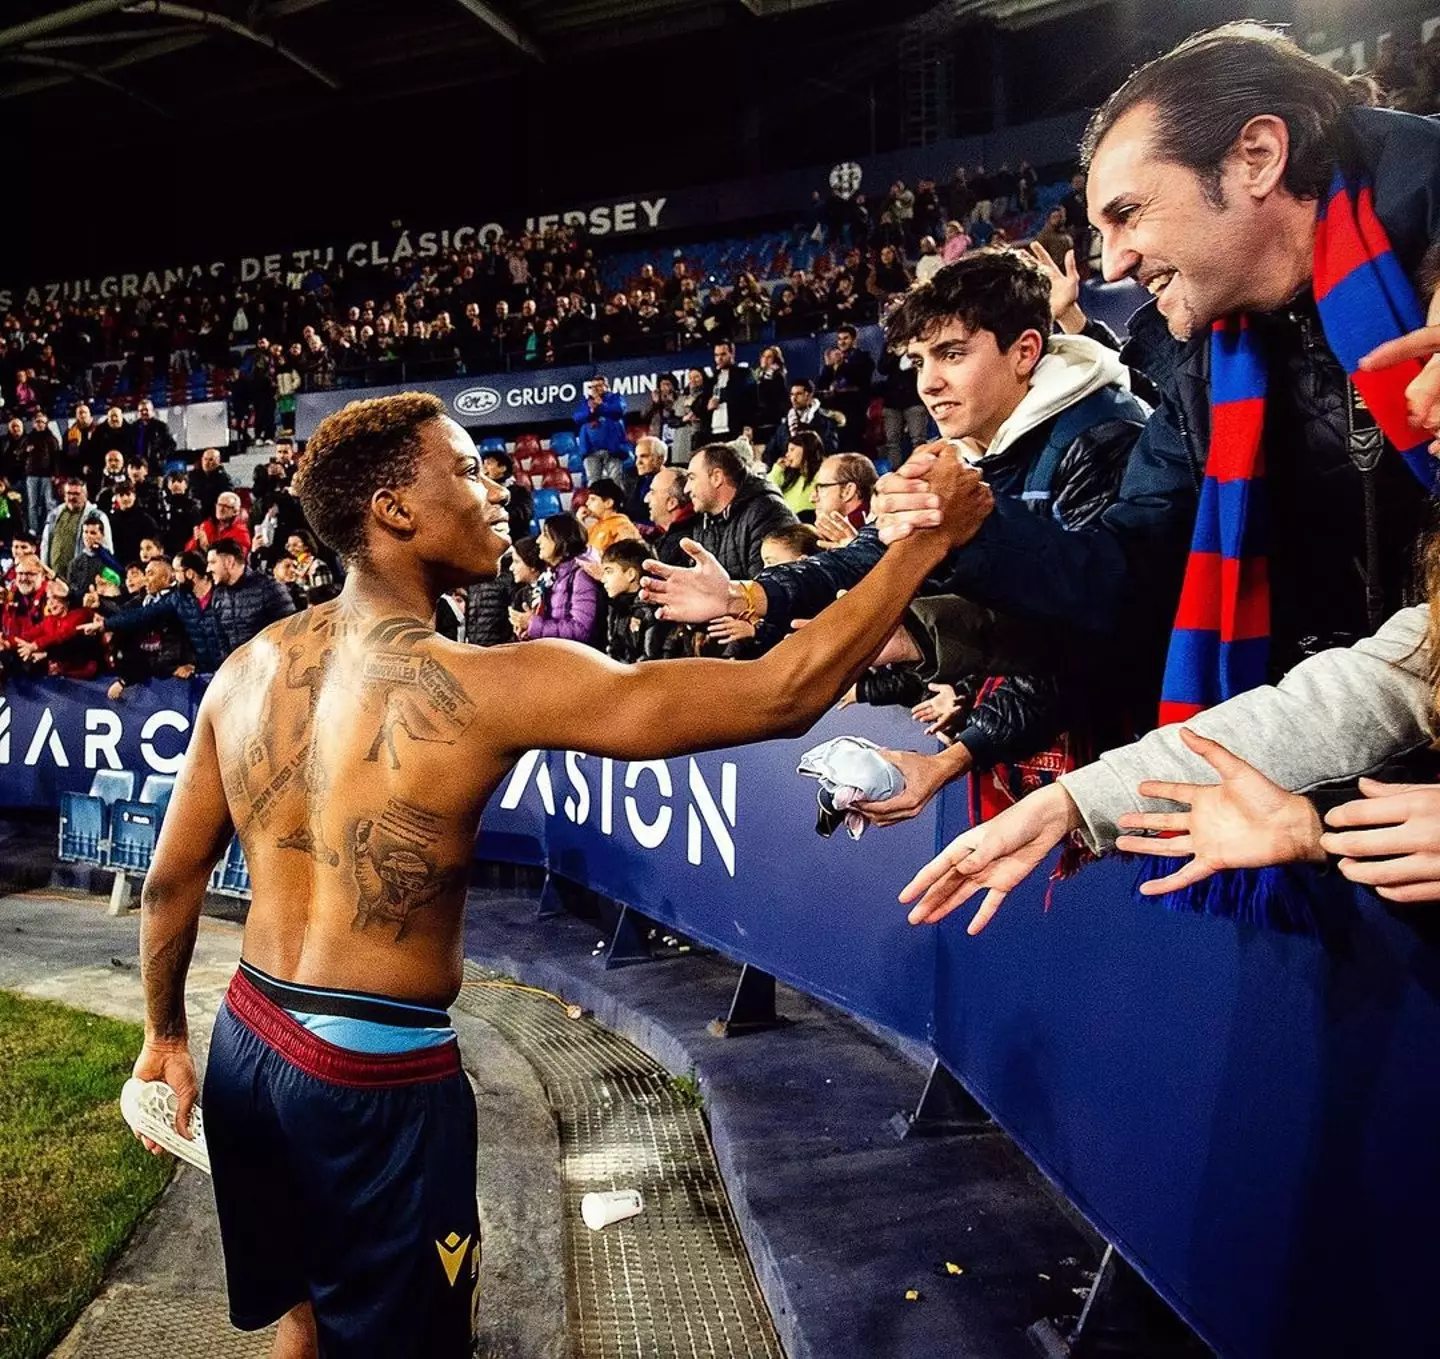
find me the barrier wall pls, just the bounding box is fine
[5,680,1434,1356]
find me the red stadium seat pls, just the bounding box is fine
[541,469,572,491]
[570,487,591,518]
[512,468,533,489]
[527,450,559,474]
[515,433,541,455]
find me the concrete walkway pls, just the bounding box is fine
[0,889,567,1359]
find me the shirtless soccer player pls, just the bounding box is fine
[131,392,988,1359]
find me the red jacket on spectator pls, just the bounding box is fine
[187,515,252,557]
[0,584,47,646]
[25,606,99,678]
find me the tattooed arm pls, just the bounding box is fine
[133,688,234,1143]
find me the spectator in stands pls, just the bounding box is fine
[761,522,821,568]
[878,348,929,469]
[574,376,629,485]
[271,557,309,612]
[642,375,683,451]
[65,515,121,600]
[14,582,99,680]
[673,367,707,465]
[519,513,601,646]
[752,346,788,454]
[1034,206,1074,268]
[42,478,112,580]
[625,437,667,527]
[915,237,944,285]
[91,406,131,465]
[190,491,252,556]
[914,178,944,244]
[95,449,128,507]
[644,465,697,567]
[285,531,335,592]
[479,449,534,545]
[189,448,233,513]
[580,478,642,554]
[97,557,195,696]
[702,341,756,445]
[764,378,839,467]
[139,537,166,563]
[816,326,875,452]
[206,538,295,657]
[124,457,162,516]
[107,483,160,572]
[687,442,796,579]
[871,244,912,300]
[768,429,826,521]
[600,539,661,663]
[132,398,176,471]
[504,535,544,627]
[21,412,60,537]
[941,219,972,263]
[0,557,47,669]
[158,470,203,557]
[63,403,97,485]
[1,417,25,487]
[812,452,877,548]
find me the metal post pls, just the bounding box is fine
[708,964,790,1038]
[888,1057,992,1139]
[602,904,653,969]
[107,870,134,916]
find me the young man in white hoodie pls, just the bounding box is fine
[644,249,1151,818]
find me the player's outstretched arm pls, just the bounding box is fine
[134,687,235,1139]
[477,455,993,763]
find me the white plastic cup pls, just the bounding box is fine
[581,1189,644,1231]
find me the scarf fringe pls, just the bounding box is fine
[1126,856,1322,937]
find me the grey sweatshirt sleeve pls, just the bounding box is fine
[1058,606,1434,852]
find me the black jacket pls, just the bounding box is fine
[605,590,663,663]
[109,504,160,568]
[697,473,798,579]
[210,568,297,657]
[158,491,203,557]
[464,575,513,648]
[700,365,758,441]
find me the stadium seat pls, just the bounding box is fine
[570,487,592,519]
[528,450,559,474]
[139,774,176,818]
[219,837,251,896]
[57,770,135,863]
[531,489,563,529]
[478,436,507,454]
[108,802,163,872]
[565,451,587,474]
[541,469,573,491]
[515,433,541,456]
[549,432,578,457]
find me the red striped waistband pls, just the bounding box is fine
[224,968,461,1089]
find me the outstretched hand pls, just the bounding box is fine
[1112,728,1324,895]
[640,540,733,623]
[1321,778,1440,903]
[899,782,1081,933]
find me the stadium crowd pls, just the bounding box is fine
[4,24,1440,919]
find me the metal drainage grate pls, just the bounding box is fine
[56,1288,273,1357]
[456,963,785,1359]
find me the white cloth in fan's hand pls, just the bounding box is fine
[797,736,905,839]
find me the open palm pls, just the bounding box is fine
[1114,729,1324,895]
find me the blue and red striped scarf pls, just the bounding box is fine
[1158,169,1437,726]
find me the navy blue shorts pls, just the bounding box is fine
[203,967,479,1357]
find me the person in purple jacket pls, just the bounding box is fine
[518,512,602,647]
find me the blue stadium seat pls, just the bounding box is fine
[108,802,163,872]
[549,432,578,456]
[57,770,135,863]
[139,774,175,812]
[478,436,508,454]
[531,488,563,531]
[219,838,250,896]
[565,451,586,474]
